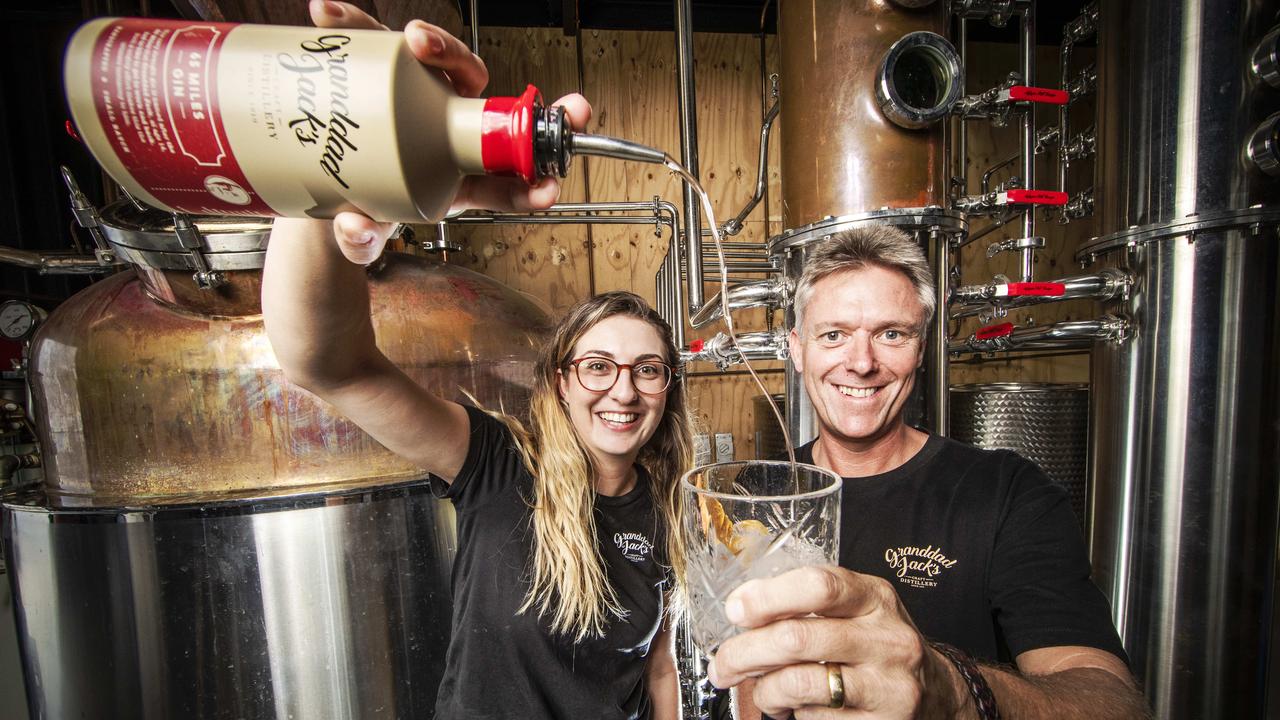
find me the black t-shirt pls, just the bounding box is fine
[794,435,1127,664]
[430,406,670,720]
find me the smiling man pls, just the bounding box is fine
[710,225,1148,720]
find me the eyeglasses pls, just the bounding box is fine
[567,356,676,395]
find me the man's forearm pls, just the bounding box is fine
[974,665,1150,720]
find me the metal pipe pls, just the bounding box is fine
[468,0,479,53]
[1018,1,1036,282]
[759,0,773,236]
[1058,31,1071,197]
[930,229,949,436]
[448,200,679,226]
[0,246,114,274]
[723,88,780,236]
[981,154,1019,195]
[957,209,1025,247]
[949,316,1127,354]
[695,263,778,274]
[674,0,704,312]
[956,17,969,199]
[680,329,788,368]
[689,277,788,329]
[950,269,1130,317]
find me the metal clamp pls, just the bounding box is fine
[1064,63,1097,104]
[411,224,463,254]
[1061,125,1096,163]
[951,0,1017,28]
[59,166,117,266]
[1057,187,1094,224]
[987,235,1045,258]
[171,214,226,290]
[953,73,1022,127]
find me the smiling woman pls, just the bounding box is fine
[256,7,694,720]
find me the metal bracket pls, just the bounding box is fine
[60,166,118,266]
[412,224,463,254]
[172,214,226,290]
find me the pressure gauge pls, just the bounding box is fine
[0,301,45,341]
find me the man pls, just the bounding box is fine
[708,225,1148,719]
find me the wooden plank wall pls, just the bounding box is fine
[437,29,1094,454]
[446,27,785,459]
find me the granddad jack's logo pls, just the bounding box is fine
[884,544,957,589]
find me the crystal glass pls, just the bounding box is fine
[680,460,841,653]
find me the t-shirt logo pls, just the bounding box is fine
[614,531,654,563]
[883,544,957,589]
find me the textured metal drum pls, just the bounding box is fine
[3,480,452,719]
[949,384,1089,526]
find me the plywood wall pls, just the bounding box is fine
[437,28,1092,453]
[442,26,784,459]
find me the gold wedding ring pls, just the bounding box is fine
[826,661,845,708]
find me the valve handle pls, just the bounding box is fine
[997,282,1065,297]
[975,322,1015,340]
[998,189,1069,206]
[1001,85,1070,105]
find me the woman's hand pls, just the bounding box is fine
[307,0,591,264]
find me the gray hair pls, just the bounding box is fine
[791,224,936,332]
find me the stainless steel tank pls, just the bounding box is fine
[1080,1,1280,716]
[949,383,1090,527]
[3,204,550,717]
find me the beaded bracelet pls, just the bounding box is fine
[931,641,1001,720]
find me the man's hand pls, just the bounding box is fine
[306,0,591,265]
[707,565,962,718]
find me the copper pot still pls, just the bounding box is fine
[27,203,551,504]
[778,0,957,228]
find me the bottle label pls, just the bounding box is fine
[88,19,275,215]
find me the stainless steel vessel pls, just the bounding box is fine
[949,383,1090,526]
[4,204,550,717]
[1082,1,1280,715]
[4,480,453,719]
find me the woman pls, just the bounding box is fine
[262,5,693,718]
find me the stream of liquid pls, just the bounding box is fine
[662,156,797,473]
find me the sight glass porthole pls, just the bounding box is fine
[876,31,962,130]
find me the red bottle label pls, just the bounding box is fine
[88,19,274,215]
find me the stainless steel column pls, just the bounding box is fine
[1083,1,1280,716]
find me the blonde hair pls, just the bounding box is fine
[793,224,936,333]
[488,291,694,642]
